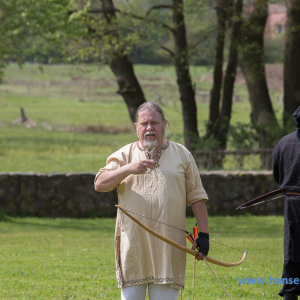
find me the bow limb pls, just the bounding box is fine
[236,189,283,210]
[116,205,247,268]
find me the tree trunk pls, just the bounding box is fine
[240,0,278,151]
[172,0,199,151]
[284,0,300,127]
[101,0,146,123]
[217,0,242,150]
[109,56,147,123]
[206,0,231,139]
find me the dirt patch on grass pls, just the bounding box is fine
[61,124,133,134]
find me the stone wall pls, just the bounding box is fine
[0,171,282,218]
[199,171,282,216]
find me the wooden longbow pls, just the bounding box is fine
[116,205,247,267]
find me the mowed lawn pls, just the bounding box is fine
[0,215,284,299]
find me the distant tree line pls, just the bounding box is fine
[11,2,285,66]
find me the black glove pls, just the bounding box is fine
[195,232,209,255]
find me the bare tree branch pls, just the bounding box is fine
[160,45,175,57]
[188,25,216,51]
[69,8,175,33]
[145,5,174,17]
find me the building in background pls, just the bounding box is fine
[243,3,286,38]
[265,4,287,38]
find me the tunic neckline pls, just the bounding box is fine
[136,140,170,168]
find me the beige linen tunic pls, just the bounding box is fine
[96,141,208,290]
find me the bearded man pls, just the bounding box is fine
[95,102,209,300]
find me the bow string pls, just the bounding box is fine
[116,205,247,268]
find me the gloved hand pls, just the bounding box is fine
[194,232,209,255]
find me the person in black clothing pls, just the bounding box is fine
[272,107,300,300]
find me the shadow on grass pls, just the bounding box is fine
[2,214,284,238]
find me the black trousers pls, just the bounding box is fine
[279,195,300,297]
[278,261,300,296]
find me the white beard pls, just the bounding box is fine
[142,131,158,150]
[142,139,158,150]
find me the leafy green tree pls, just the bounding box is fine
[217,0,243,150]
[86,0,147,122]
[69,0,202,149]
[0,0,75,80]
[0,0,146,122]
[239,0,278,150]
[206,0,232,141]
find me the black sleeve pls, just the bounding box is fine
[272,145,280,185]
[273,164,280,184]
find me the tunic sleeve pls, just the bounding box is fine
[185,152,208,206]
[94,149,127,190]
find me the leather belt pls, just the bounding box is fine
[286,191,300,196]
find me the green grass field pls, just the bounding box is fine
[0,63,287,299]
[0,63,284,173]
[0,215,285,299]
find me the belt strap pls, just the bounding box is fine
[286,192,300,196]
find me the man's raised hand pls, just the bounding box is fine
[127,160,155,174]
